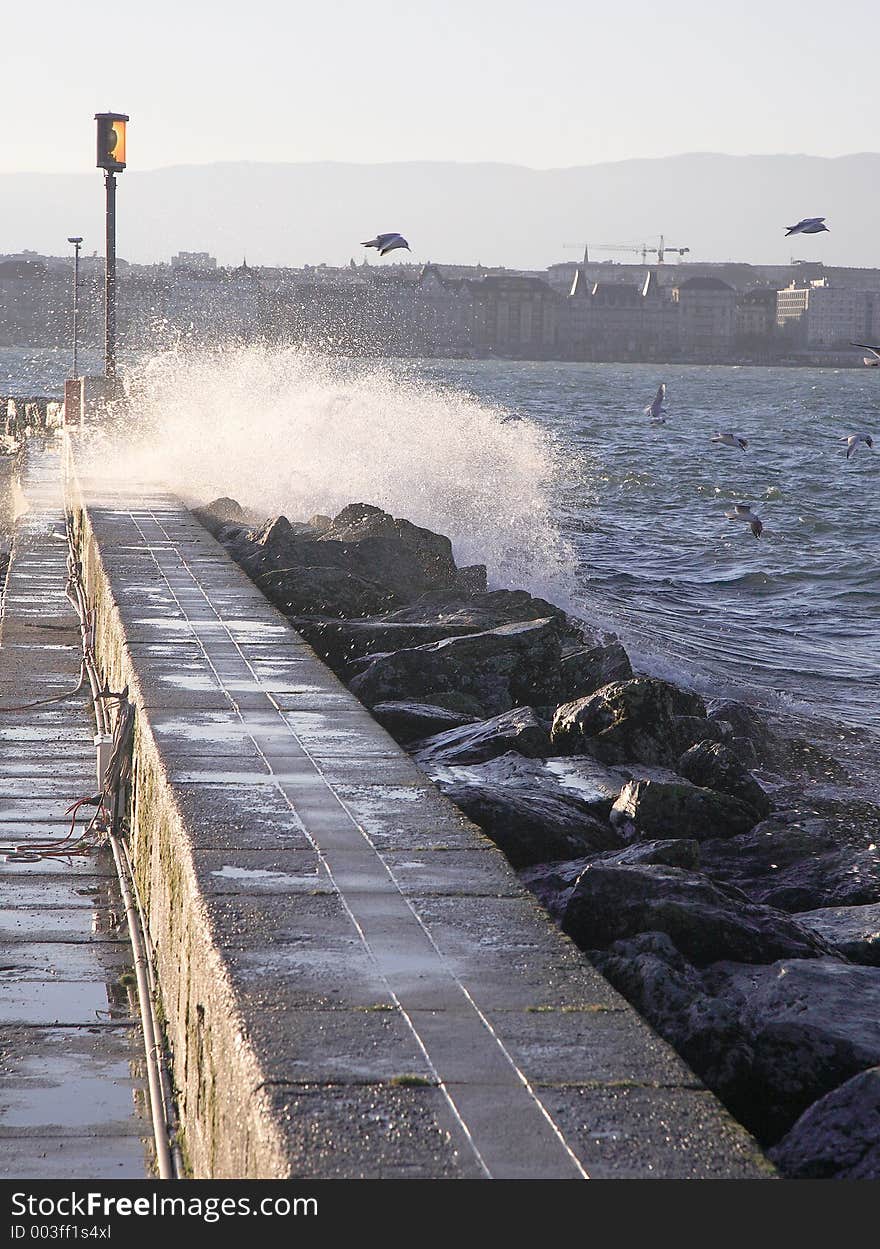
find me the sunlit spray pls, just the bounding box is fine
[88,344,580,603]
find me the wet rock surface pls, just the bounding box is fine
[348,618,564,718]
[561,863,835,966]
[707,959,880,1142]
[610,776,759,842]
[794,902,880,966]
[197,496,880,1178]
[412,707,552,767]
[678,741,772,820]
[554,640,633,704]
[768,1067,880,1179]
[520,840,700,922]
[551,678,710,767]
[698,814,880,913]
[369,701,479,745]
[428,753,623,867]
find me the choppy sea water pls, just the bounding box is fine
[413,360,880,748]
[4,346,878,762]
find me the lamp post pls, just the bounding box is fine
[67,236,83,378]
[95,111,129,381]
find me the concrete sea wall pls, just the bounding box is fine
[65,445,772,1180]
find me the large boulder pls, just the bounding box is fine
[678,741,772,820]
[412,707,551,767]
[794,903,880,966]
[610,776,758,842]
[709,959,880,1142]
[591,932,758,1112]
[699,814,880,913]
[520,840,700,922]
[226,507,466,613]
[707,700,781,766]
[768,1067,880,1179]
[561,863,837,965]
[550,678,709,767]
[259,562,399,618]
[192,495,249,531]
[369,701,479,744]
[291,616,487,672]
[317,503,459,593]
[553,640,633,704]
[429,752,622,868]
[380,587,570,632]
[348,618,562,718]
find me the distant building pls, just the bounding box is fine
[414,266,475,356]
[736,288,777,350]
[672,276,736,356]
[776,281,812,334]
[803,282,880,347]
[469,275,559,357]
[556,270,679,360]
[170,251,217,272]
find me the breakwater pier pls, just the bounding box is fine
[0,407,773,1180]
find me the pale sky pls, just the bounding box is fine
[0,0,876,173]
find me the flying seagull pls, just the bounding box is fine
[712,431,749,451]
[362,233,410,257]
[725,502,763,538]
[841,433,875,459]
[850,342,880,367]
[645,382,667,423]
[785,217,829,236]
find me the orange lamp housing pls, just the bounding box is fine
[95,112,129,171]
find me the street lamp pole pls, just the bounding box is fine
[104,171,117,378]
[94,112,129,382]
[67,236,83,378]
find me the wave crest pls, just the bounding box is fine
[97,344,579,603]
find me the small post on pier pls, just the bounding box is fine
[95,112,129,382]
[67,236,83,378]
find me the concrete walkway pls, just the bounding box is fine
[0,444,151,1178]
[73,460,773,1180]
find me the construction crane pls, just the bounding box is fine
[564,236,690,264]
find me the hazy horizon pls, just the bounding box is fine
[2,153,878,270]
[5,150,880,179]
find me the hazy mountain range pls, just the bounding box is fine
[1,153,878,271]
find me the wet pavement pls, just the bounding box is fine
[0,444,151,1178]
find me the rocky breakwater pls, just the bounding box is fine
[195,497,880,1180]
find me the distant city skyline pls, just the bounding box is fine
[0,0,875,174]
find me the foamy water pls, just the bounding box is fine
[96,345,578,600]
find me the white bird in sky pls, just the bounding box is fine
[362,232,410,257]
[785,217,829,237]
[841,433,875,459]
[850,342,880,367]
[712,431,749,451]
[645,382,667,423]
[725,502,763,538]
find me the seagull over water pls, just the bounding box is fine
[645,382,667,424]
[850,342,880,367]
[362,232,410,257]
[712,431,749,451]
[785,217,829,236]
[725,502,763,538]
[841,433,875,459]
